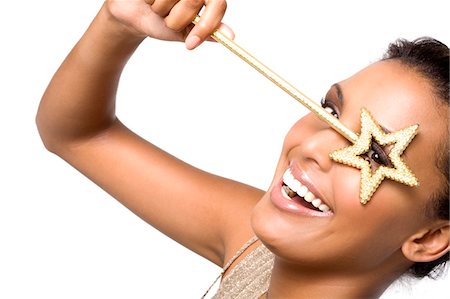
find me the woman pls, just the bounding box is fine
[36,0,449,298]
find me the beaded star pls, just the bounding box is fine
[329,108,419,204]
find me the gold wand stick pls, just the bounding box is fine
[193,16,358,143]
[193,17,420,205]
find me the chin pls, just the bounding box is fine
[250,194,293,253]
[251,190,337,265]
[251,195,273,240]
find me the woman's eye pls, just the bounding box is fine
[366,143,392,167]
[367,149,384,165]
[321,98,339,118]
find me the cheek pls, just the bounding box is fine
[334,167,415,238]
[334,182,424,262]
[328,168,420,265]
[366,182,426,235]
[332,165,361,208]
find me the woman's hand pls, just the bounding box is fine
[105,0,232,49]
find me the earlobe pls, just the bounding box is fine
[402,222,450,263]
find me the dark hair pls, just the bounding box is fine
[382,37,449,279]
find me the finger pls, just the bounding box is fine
[164,0,204,32]
[204,23,235,42]
[216,22,235,40]
[151,0,178,17]
[185,0,227,49]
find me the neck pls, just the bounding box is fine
[266,258,401,299]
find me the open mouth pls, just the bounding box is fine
[282,169,331,213]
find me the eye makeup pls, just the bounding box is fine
[368,142,393,168]
[320,97,340,118]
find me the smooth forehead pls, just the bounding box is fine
[338,60,444,133]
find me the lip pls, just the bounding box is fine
[270,163,333,217]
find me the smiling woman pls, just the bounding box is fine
[251,42,449,297]
[33,0,449,298]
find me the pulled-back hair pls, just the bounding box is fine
[383,37,449,279]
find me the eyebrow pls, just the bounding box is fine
[332,83,344,107]
[331,83,391,134]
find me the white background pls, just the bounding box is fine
[0,0,448,298]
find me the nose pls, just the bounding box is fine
[286,114,350,172]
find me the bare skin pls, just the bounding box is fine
[36,1,449,298]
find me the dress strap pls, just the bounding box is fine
[201,235,259,298]
[222,235,259,273]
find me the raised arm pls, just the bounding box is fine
[36,0,262,266]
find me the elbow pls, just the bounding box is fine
[35,113,58,154]
[35,104,65,155]
[36,106,119,155]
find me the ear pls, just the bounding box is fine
[402,221,450,263]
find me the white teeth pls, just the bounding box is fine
[282,170,295,187]
[291,180,302,194]
[319,204,331,212]
[312,198,322,208]
[304,192,315,203]
[282,169,332,213]
[297,185,308,197]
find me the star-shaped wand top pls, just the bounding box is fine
[329,108,419,204]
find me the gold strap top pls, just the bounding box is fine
[202,236,274,299]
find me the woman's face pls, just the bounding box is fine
[251,60,447,274]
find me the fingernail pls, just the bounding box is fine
[185,35,201,50]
